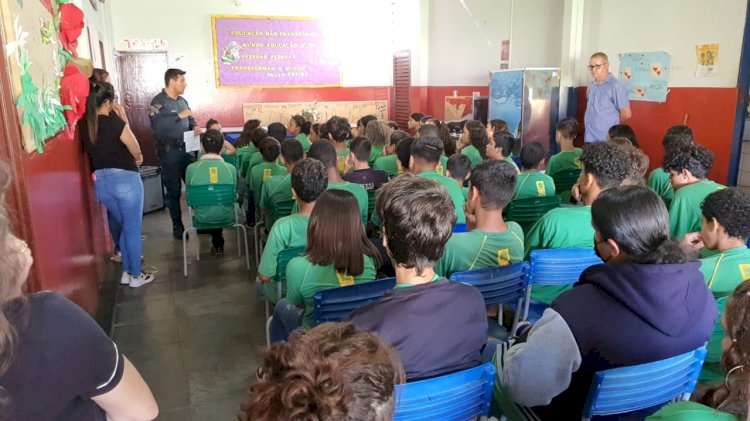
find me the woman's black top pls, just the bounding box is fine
[84,114,137,172]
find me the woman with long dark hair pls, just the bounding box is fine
[289,114,312,152]
[269,189,381,342]
[0,161,158,420]
[83,81,153,288]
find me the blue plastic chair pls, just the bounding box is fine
[314,277,396,324]
[523,249,602,322]
[394,362,496,421]
[449,262,530,335]
[582,346,707,420]
[453,223,468,233]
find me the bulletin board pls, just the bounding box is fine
[0,0,67,152]
[444,96,473,121]
[243,100,388,126]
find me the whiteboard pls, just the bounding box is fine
[243,100,388,126]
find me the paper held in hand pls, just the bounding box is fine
[184,131,200,153]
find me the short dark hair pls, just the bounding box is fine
[327,116,351,142]
[556,118,579,140]
[492,132,515,158]
[164,68,185,87]
[201,129,224,154]
[376,174,456,275]
[662,144,714,179]
[470,160,517,210]
[580,142,631,190]
[417,124,440,138]
[607,124,638,147]
[592,186,688,264]
[318,122,329,141]
[358,115,377,130]
[489,119,508,133]
[250,127,268,147]
[290,115,311,135]
[446,154,471,180]
[349,137,372,162]
[662,125,694,154]
[291,159,328,203]
[259,137,281,162]
[410,136,443,164]
[409,112,425,122]
[520,141,546,170]
[206,118,220,130]
[465,120,489,158]
[236,119,262,148]
[307,190,381,275]
[389,130,409,146]
[396,138,415,169]
[280,139,304,165]
[308,139,337,169]
[387,121,399,130]
[701,188,750,240]
[267,122,287,143]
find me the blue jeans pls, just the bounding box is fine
[270,298,304,343]
[94,169,144,276]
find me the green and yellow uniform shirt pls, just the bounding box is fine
[436,155,449,176]
[669,180,724,241]
[250,162,288,205]
[335,147,350,174]
[505,156,521,175]
[295,133,311,152]
[369,144,385,166]
[418,171,466,224]
[513,171,556,200]
[435,225,525,278]
[646,401,736,421]
[525,206,594,304]
[373,155,401,177]
[185,157,237,225]
[243,151,263,179]
[257,214,310,302]
[545,148,582,176]
[286,255,377,328]
[461,145,483,168]
[236,145,255,176]
[646,168,674,207]
[259,174,293,227]
[291,181,369,227]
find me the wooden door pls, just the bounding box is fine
[116,52,168,166]
[393,51,411,129]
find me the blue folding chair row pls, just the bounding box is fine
[314,277,396,324]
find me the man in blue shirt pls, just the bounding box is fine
[584,52,632,143]
[149,68,202,239]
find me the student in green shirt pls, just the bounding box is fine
[259,138,304,229]
[326,116,353,174]
[204,119,237,156]
[356,114,377,138]
[256,158,328,303]
[373,130,409,177]
[609,137,650,186]
[307,139,369,226]
[513,141,555,199]
[186,129,237,255]
[435,160,524,277]
[525,142,631,304]
[446,154,471,199]
[417,123,450,176]
[459,120,488,168]
[365,119,392,166]
[408,136,466,224]
[289,115,312,152]
[249,137,288,207]
[487,131,521,174]
[680,188,750,379]
[546,118,583,177]
[241,126,270,179]
[647,125,694,208]
[270,189,382,341]
[664,144,724,242]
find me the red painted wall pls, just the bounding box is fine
[576,86,738,185]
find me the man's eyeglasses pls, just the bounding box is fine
[588,63,607,70]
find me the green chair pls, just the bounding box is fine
[222,154,238,170]
[551,168,581,204]
[506,196,562,233]
[267,199,295,230]
[183,184,250,277]
[265,246,306,346]
[367,190,377,222]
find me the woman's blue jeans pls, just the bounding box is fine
[94,168,144,276]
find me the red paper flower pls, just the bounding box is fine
[59,3,84,56]
[60,62,89,137]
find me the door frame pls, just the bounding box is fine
[729,0,750,185]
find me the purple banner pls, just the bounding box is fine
[211,16,341,88]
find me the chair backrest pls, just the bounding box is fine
[222,154,238,169]
[449,262,530,306]
[506,196,561,225]
[186,184,237,208]
[551,168,581,194]
[367,190,377,220]
[453,223,468,233]
[314,277,396,324]
[393,362,496,420]
[582,346,707,420]
[271,199,295,224]
[276,246,306,288]
[528,248,602,286]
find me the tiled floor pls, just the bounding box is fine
[110,207,265,420]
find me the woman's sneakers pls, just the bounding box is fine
[121,272,155,288]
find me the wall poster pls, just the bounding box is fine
[618,51,670,103]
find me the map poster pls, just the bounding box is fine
[211,15,341,88]
[695,43,719,78]
[618,52,670,103]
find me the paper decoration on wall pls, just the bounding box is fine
[444,96,473,121]
[695,43,719,78]
[60,61,89,138]
[243,101,387,126]
[123,38,168,50]
[59,2,83,55]
[618,52,670,103]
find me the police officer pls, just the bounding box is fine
[149,68,202,239]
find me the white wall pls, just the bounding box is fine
[74,0,115,71]
[509,0,564,69]
[580,0,747,87]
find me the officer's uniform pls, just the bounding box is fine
[149,90,197,235]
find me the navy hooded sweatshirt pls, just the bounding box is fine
[499,262,717,420]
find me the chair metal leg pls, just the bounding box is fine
[182,229,189,277]
[266,315,273,348]
[236,226,241,257]
[277,281,282,302]
[235,224,250,271]
[195,229,200,261]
